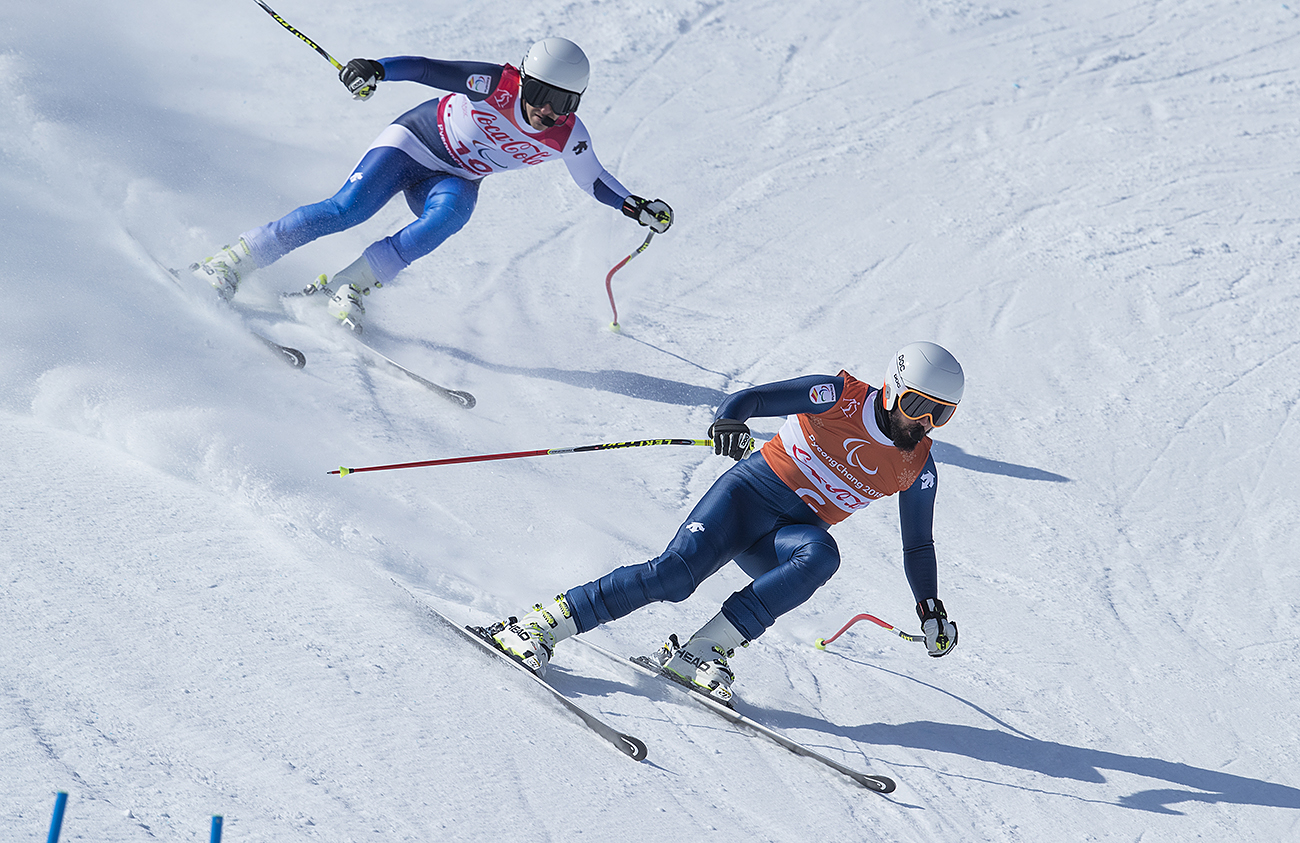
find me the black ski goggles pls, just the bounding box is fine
[897,389,958,427]
[521,76,582,116]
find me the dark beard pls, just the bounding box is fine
[891,420,927,452]
[875,390,926,452]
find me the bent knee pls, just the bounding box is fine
[799,545,841,584]
[426,192,475,232]
[780,526,841,583]
[642,552,699,604]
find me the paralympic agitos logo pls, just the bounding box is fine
[843,439,880,475]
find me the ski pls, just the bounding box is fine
[184,266,307,368]
[131,240,306,368]
[354,339,476,409]
[393,583,647,761]
[284,284,475,408]
[578,639,894,793]
[250,327,308,369]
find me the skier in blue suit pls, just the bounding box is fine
[191,37,672,333]
[491,342,966,705]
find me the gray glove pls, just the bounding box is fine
[621,195,674,233]
[917,598,958,657]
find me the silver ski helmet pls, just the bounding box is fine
[520,37,589,115]
[882,341,964,427]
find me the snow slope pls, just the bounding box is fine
[2,0,1298,839]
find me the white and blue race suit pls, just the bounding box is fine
[238,58,633,284]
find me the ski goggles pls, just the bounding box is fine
[521,76,582,116]
[897,389,959,427]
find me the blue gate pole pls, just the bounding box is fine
[210,815,223,843]
[46,792,68,843]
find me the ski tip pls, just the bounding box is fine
[280,346,307,368]
[620,733,649,761]
[865,775,897,794]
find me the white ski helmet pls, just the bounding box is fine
[521,37,590,95]
[882,341,965,426]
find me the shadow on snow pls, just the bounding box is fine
[930,441,1071,483]
[382,331,1073,481]
[752,658,1297,814]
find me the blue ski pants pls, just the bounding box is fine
[565,454,841,642]
[242,145,480,284]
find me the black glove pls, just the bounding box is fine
[916,598,958,658]
[708,419,751,461]
[340,58,385,99]
[621,195,674,233]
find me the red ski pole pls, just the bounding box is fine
[814,613,925,648]
[604,230,655,330]
[331,437,710,476]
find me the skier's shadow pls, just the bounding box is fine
[929,440,1070,483]
[393,330,1070,480]
[746,658,1299,813]
[388,331,729,408]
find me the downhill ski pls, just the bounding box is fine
[354,339,475,409]
[581,640,896,793]
[131,239,306,368]
[284,283,475,408]
[394,583,647,761]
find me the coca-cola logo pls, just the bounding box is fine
[471,109,553,166]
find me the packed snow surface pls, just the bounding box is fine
[2,0,1298,840]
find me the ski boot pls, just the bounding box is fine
[489,594,578,675]
[322,255,383,334]
[659,612,749,706]
[191,239,256,300]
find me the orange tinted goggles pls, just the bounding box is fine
[897,389,958,426]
